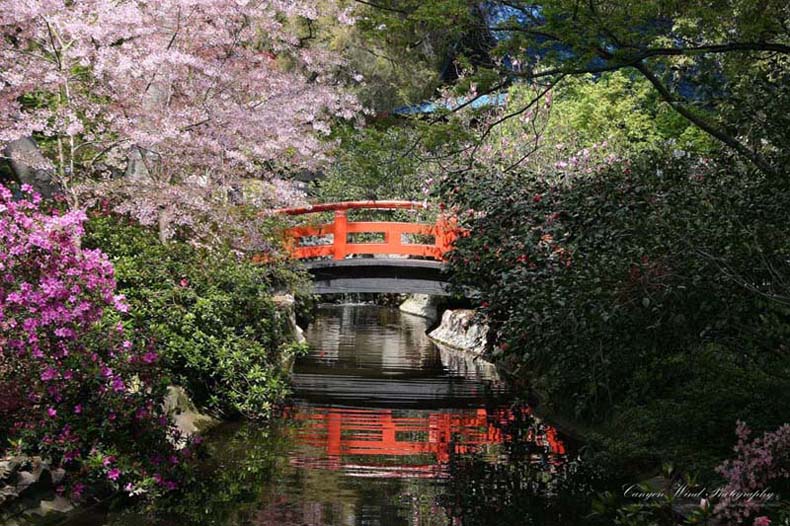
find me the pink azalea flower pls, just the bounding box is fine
[71,482,86,499]
[754,517,771,526]
[107,468,121,481]
[113,295,129,313]
[47,407,57,418]
[142,351,159,364]
[111,377,126,392]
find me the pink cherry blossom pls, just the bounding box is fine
[0,0,363,243]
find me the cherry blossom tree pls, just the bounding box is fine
[0,0,361,242]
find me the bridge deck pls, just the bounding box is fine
[303,258,450,295]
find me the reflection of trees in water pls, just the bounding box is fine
[280,403,587,526]
[439,407,597,526]
[104,421,299,526]
[103,408,594,526]
[303,305,440,371]
[395,481,452,526]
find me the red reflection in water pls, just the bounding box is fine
[287,406,566,479]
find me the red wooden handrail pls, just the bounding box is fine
[274,200,429,215]
[274,201,461,262]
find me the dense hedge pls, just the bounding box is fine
[437,152,790,476]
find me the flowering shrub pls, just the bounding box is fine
[715,422,790,524]
[435,148,790,475]
[0,184,185,498]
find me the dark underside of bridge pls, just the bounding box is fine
[303,259,451,295]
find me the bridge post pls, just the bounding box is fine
[333,210,348,260]
[435,215,457,260]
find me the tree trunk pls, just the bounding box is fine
[158,205,172,244]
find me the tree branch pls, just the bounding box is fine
[633,61,776,177]
[639,42,790,58]
[350,0,408,15]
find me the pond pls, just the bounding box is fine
[70,304,593,526]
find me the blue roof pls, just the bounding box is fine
[484,3,543,42]
[392,92,508,116]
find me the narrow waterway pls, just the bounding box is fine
[76,304,586,526]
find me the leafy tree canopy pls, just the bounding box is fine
[353,0,790,175]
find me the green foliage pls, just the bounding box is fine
[105,421,295,525]
[588,465,714,526]
[353,0,789,175]
[437,151,790,475]
[84,215,310,419]
[541,72,716,155]
[305,2,790,485]
[297,2,455,112]
[316,123,425,202]
[439,408,605,525]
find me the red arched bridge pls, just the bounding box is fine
[274,201,464,295]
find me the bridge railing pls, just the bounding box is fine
[274,201,461,261]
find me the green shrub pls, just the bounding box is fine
[437,151,790,475]
[84,214,310,419]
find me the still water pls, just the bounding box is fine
[86,305,587,526]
